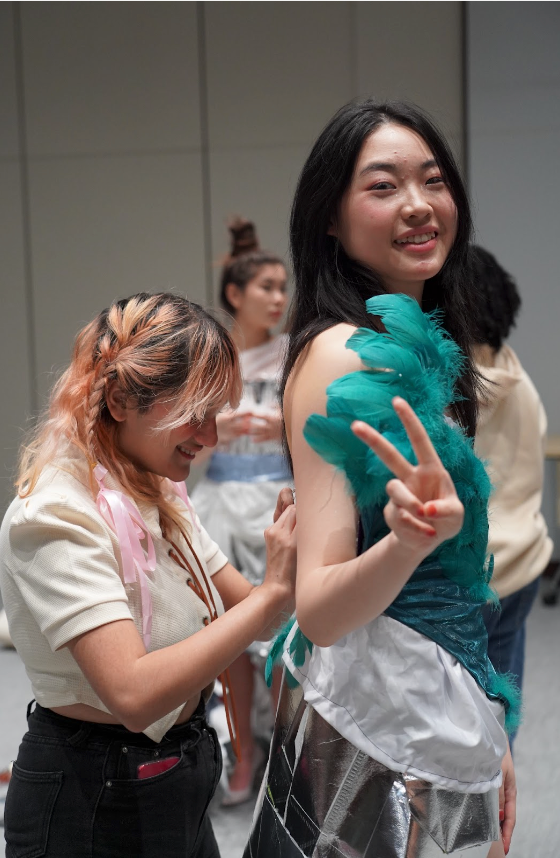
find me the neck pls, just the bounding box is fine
[230,321,272,352]
[384,281,424,304]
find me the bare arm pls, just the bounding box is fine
[67,498,296,733]
[288,326,463,647]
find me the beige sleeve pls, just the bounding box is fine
[8,492,133,652]
[189,509,229,576]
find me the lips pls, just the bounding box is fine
[176,445,195,460]
[395,231,437,245]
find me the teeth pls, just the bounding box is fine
[177,445,191,455]
[396,232,436,245]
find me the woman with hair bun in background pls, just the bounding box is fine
[192,219,290,805]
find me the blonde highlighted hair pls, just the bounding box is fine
[18,292,242,536]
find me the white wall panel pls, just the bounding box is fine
[205,1,353,150]
[468,2,560,435]
[29,152,206,398]
[355,2,464,165]
[208,145,309,275]
[468,1,560,556]
[0,5,19,159]
[0,6,32,516]
[0,164,31,515]
[205,1,353,290]
[21,2,200,155]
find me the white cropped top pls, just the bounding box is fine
[0,453,228,741]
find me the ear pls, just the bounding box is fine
[225,282,243,311]
[105,382,128,423]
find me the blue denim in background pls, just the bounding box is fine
[4,701,222,858]
[482,576,540,746]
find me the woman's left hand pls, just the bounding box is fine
[352,397,464,556]
[249,411,284,443]
[499,742,516,855]
[273,487,295,522]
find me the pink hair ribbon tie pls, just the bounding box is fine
[172,480,201,532]
[93,464,156,649]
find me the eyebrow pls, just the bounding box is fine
[358,159,438,177]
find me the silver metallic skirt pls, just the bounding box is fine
[243,675,500,858]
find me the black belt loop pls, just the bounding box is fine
[26,699,36,720]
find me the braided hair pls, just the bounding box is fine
[18,292,242,536]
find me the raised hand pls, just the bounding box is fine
[351,397,464,555]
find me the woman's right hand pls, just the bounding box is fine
[262,502,297,601]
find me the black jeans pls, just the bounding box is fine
[4,701,222,858]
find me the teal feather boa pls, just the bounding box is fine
[267,294,520,732]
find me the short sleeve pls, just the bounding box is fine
[7,491,133,652]
[189,509,228,576]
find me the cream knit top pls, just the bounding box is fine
[0,449,228,741]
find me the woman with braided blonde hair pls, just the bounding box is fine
[0,292,296,858]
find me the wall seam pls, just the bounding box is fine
[461,0,470,189]
[196,1,214,307]
[348,1,358,97]
[13,1,37,415]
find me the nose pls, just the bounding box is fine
[401,183,432,221]
[195,416,218,448]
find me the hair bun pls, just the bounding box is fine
[228,216,259,258]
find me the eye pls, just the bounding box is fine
[426,176,445,186]
[370,181,395,191]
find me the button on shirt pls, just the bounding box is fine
[0,452,228,741]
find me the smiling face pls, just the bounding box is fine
[331,122,458,299]
[108,394,222,482]
[226,263,288,332]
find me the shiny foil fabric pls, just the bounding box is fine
[243,678,500,858]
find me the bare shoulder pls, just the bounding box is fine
[286,324,362,400]
[307,323,360,362]
[284,324,364,447]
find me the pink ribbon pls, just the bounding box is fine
[94,464,155,649]
[172,480,200,532]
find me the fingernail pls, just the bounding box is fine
[499,809,505,822]
[417,507,425,517]
[426,528,436,537]
[426,503,437,517]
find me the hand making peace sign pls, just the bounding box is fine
[352,397,465,554]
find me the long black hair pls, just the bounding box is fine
[282,98,478,436]
[469,245,521,351]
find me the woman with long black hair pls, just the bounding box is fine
[244,100,517,858]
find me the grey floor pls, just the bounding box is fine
[1,594,558,858]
